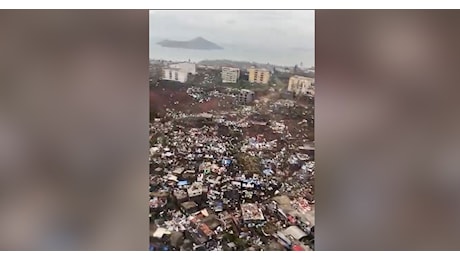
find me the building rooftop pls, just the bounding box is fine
[152,227,171,238]
[292,245,305,251]
[187,182,203,197]
[222,67,240,70]
[282,226,308,240]
[173,167,185,175]
[163,67,182,71]
[290,75,314,80]
[198,223,214,237]
[173,189,188,200]
[241,203,265,221]
[249,67,269,72]
[202,215,221,230]
[181,201,198,210]
[272,195,292,206]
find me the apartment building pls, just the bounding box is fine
[237,89,255,105]
[288,75,315,96]
[221,67,240,83]
[162,68,188,83]
[169,62,197,75]
[248,67,270,84]
[162,62,197,83]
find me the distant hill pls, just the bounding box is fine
[157,37,223,50]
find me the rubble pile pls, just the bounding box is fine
[150,80,315,251]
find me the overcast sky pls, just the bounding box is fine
[149,10,315,66]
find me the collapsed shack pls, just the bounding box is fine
[181,201,199,215]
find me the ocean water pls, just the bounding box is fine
[149,44,314,67]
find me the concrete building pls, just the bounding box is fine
[162,68,188,83]
[282,226,308,241]
[187,182,203,198]
[248,67,270,84]
[241,203,265,225]
[221,67,240,83]
[169,62,197,75]
[237,89,255,105]
[288,75,315,96]
[173,189,189,203]
[162,62,197,83]
[181,201,199,215]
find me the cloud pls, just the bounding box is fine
[149,10,315,66]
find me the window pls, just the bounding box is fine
[175,72,179,80]
[169,71,172,79]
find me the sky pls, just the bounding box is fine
[149,10,315,67]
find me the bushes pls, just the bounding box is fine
[237,153,262,175]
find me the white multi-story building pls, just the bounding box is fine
[288,75,315,96]
[169,62,197,75]
[221,67,240,83]
[161,62,197,83]
[162,68,188,83]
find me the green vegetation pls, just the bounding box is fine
[222,232,248,249]
[222,78,274,90]
[270,75,287,89]
[236,153,262,176]
[262,222,277,235]
[222,80,251,89]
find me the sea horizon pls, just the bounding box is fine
[149,43,314,68]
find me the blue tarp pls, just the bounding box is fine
[263,169,274,176]
[177,180,188,186]
[222,159,232,167]
[215,201,223,211]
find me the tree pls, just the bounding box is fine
[237,153,262,175]
[223,232,237,242]
[234,237,248,249]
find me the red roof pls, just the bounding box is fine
[288,215,297,224]
[199,224,214,237]
[292,245,305,251]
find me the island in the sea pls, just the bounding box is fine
[157,37,223,50]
